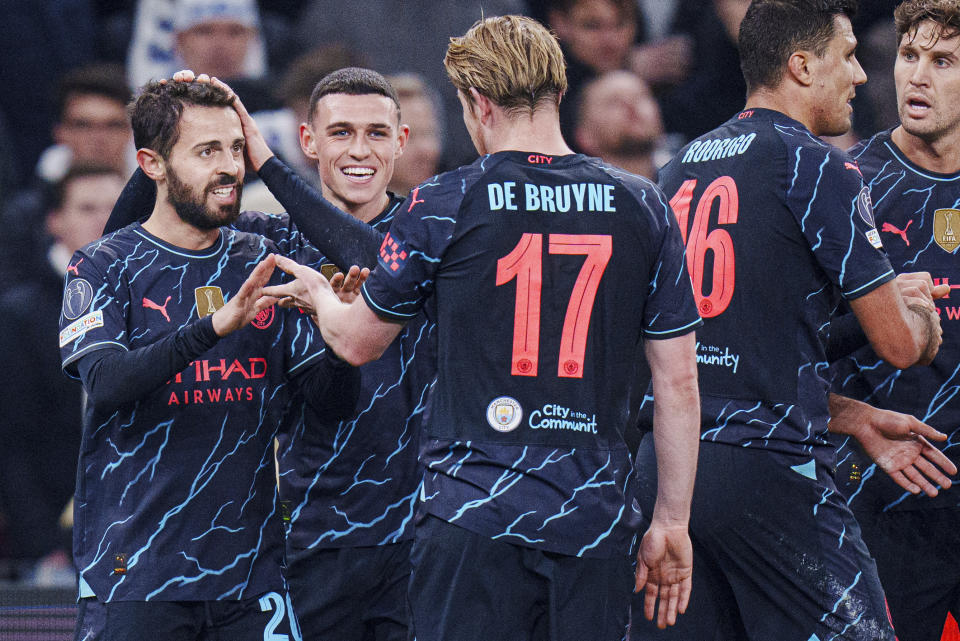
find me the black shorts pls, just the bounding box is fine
[73,590,297,641]
[630,436,894,641]
[408,514,634,641]
[853,507,960,641]
[285,542,411,641]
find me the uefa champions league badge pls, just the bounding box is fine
[486,396,523,433]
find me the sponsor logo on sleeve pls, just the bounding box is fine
[59,310,104,347]
[486,396,523,432]
[379,232,409,272]
[934,208,960,253]
[195,286,225,318]
[62,278,94,320]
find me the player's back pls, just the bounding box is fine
[364,150,699,556]
[658,108,893,465]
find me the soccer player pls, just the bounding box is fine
[830,1,960,638]
[104,67,432,641]
[633,1,943,639]
[263,15,703,641]
[60,80,359,640]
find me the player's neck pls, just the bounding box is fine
[324,187,389,224]
[481,109,573,156]
[142,199,221,250]
[890,125,960,174]
[744,91,813,131]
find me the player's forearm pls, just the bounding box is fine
[77,316,220,411]
[103,168,156,235]
[826,393,868,439]
[257,157,383,268]
[645,334,700,525]
[313,290,401,367]
[850,280,941,369]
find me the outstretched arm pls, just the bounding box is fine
[829,393,956,497]
[635,331,699,629]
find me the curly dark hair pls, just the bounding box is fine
[129,80,235,159]
[895,0,960,46]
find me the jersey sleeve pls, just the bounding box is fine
[784,147,894,299]
[233,211,326,268]
[642,192,703,339]
[59,247,131,375]
[360,177,460,321]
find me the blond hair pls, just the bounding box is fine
[444,15,567,116]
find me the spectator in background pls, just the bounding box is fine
[0,164,125,583]
[386,73,442,196]
[574,71,671,180]
[658,0,750,142]
[127,0,276,111]
[0,64,132,288]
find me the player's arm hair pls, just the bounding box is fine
[103,168,155,235]
[290,349,361,422]
[848,279,940,369]
[824,312,868,362]
[76,316,219,411]
[257,157,383,269]
[644,331,700,524]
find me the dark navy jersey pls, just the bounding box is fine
[657,109,895,469]
[833,129,960,512]
[362,150,701,558]
[235,201,437,548]
[59,223,325,602]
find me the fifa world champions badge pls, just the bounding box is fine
[934,208,960,253]
[195,286,225,317]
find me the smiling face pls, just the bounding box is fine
[895,20,960,144]
[163,104,245,229]
[301,93,407,222]
[807,15,867,137]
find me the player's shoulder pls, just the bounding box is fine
[223,223,281,256]
[233,209,292,234]
[76,223,143,266]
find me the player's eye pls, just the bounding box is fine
[199,147,213,157]
[232,142,244,153]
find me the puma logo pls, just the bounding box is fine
[881,220,913,246]
[407,186,426,212]
[142,295,172,322]
[67,258,84,275]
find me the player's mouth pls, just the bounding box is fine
[904,95,932,116]
[341,166,376,183]
[209,184,238,204]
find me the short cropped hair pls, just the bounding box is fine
[129,80,236,159]
[308,67,400,124]
[444,15,568,116]
[739,0,858,94]
[895,0,960,46]
[57,64,132,120]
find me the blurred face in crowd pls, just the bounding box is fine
[895,19,960,144]
[54,94,131,174]
[301,93,408,223]
[163,105,245,230]
[48,173,125,253]
[808,15,867,137]
[176,20,255,80]
[550,0,635,73]
[576,71,663,157]
[390,94,441,195]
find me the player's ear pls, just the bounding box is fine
[300,123,319,161]
[469,88,494,124]
[137,148,166,181]
[395,124,410,159]
[787,50,815,87]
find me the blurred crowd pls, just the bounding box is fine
[0,0,898,584]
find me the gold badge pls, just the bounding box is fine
[934,208,960,253]
[320,264,341,281]
[195,286,225,317]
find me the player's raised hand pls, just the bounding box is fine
[329,265,370,305]
[261,254,336,318]
[635,522,693,629]
[211,254,278,336]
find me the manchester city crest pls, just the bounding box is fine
[486,396,523,433]
[934,208,960,253]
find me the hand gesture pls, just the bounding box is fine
[854,405,956,497]
[329,265,370,305]
[635,522,693,629]
[211,254,278,336]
